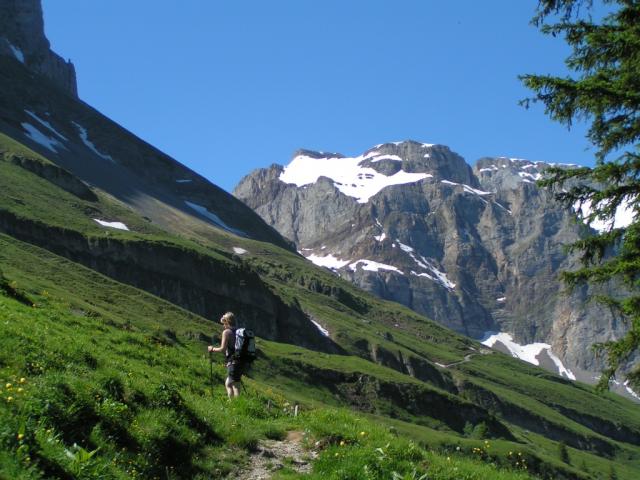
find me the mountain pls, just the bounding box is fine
[0,0,77,97]
[234,141,638,396]
[1,2,640,479]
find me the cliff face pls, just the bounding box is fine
[0,0,77,97]
[234,141,635,388]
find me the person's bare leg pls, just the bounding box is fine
[225,377,234,399]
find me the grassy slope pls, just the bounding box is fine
[1,118,639,479]
[1,234,535,480]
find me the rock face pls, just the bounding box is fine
[234,141,634,387]
[0,0,77,97]
[0,51,292,251]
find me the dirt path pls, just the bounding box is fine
[236,431,317,480]
[435,347,493,368]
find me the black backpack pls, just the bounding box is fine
[233,328,256,363]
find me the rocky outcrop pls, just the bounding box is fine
[5,153,97,201]
[0,0,77,97]
[0,209,339,354]
[234,141,633,389]
[265,354,513,438]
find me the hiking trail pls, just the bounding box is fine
[435,347,493,368]
[236,431,317,479]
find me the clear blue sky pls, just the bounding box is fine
[42,0,595,192]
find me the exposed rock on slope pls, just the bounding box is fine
[234,141,634,392]
[0,53,292,250]
[0,0,77,97]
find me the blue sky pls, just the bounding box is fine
[42,1,595,192]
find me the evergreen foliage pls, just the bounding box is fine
[520,0,640,388]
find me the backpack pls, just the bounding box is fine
[233,328,256,363]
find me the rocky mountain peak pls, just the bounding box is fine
[238,141,479,208]
[0,0,77,97]
[235,141,637,396]
[292,148,345,160]
[474,156,579,193]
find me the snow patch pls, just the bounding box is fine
[496,297,506,302]
[493,202,512,214]
[73,122,114,162]
[623,380,640,401]
[480,331,576,380]
[518,171,542,181]
[440,180,491,196]
[233,247,248,255]
[480,332,548,366]
[9,43,24,63]
[349,259,403,274]
[546,349,576,380]
[25,111,67,140]
[374,232,386,242]
[397,241,414,253]
[21,123,64,153]
[573,198,634,233]
[176,179,192,184]
[397,241,456,290]
[369,154,403,163]
[93,219,129,231]
[418,264,455,290]
[279,153,431,203]
[305,254,351,270]
[310,319,330,337]
[185,201,247,236]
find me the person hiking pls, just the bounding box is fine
[208,311,243,398]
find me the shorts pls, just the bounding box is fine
[226,362,243,382]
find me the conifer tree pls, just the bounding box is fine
[520,0,640,389]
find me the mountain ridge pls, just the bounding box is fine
[0,0,77,97]
[234,140,638,398]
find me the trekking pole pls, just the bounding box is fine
[241,380,251,397]
[208,351,214,397]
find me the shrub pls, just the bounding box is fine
[150,382,183,410]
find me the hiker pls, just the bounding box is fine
[208,311,244,398]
